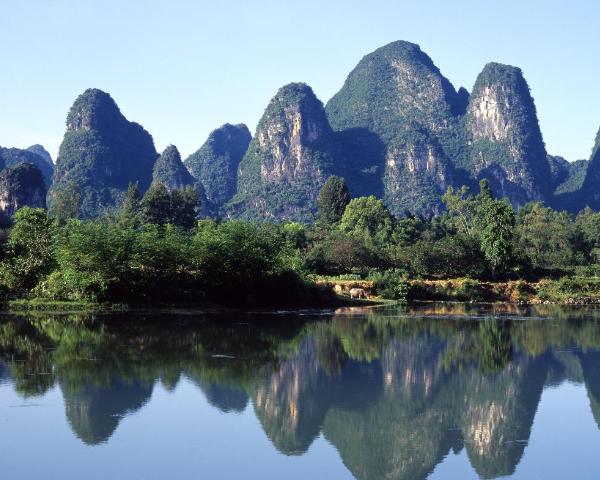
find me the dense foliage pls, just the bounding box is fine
[231,83,336,221]
[318,176,350,224]
[184,123,251,212]
[0,163,47,220]
[48,88,158,218]
[2,169,600,305]
[0,146,54,187]
[152,145,195,192]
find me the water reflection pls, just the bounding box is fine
[2,305,600,478]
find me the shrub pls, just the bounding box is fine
[371,270,409,302]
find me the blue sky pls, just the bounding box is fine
[0,0,598,162]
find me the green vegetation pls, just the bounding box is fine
[0,197,333,306]
[318,176,350,224]
[1,174,600,306]
[0,146,54,187]
[48,88,158,218]
[0,163,47,220]
[140,183,199,229]
[232,83,336,221]
[152,145,195,192]
[184,123,251,212]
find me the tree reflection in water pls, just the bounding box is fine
[2,304,600,479]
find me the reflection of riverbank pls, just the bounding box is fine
[1,309,600,478]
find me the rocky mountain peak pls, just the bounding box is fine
[0,163,47,218]
[467,63,530,141]
[184,123,251,211]
[49,89,157,218]
[325,40,464,216]
[326,40,464,140]
[0,147,54,188]
[26,145,53,165]
[232,83,335,220]
[66,88,124,132]
[465,62,551,205]
[153,145,195,192]
[255,82,331,183]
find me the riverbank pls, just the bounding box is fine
[318,276,600,305]
[6,276,600,313]
[2,294,379,314]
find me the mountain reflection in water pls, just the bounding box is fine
[1,303,600,479]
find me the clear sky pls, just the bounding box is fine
[0,0,598,162]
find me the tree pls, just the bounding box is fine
[576,207,600,261]
[479,198,515,277]
[141,183,171,226]
[169,187,199,230]
[49,219,135,301]
[50,182,81,225]
[340,196,393,240]
[141,183,199,229]
[318,176,350,224]
[119,183,142,227]
[442,179,493,237]
[514,202,581,271]
[0,207,55,291]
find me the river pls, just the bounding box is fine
[1,304,600,479]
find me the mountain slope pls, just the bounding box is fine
[0,163,47,219]
[325,40,466,216]
[0,146,53,188]
[580,127,600,209]
[153,145,195,191]
[184,123,251,211]
[48,88,158,218]
[231,83,336,221]
[464,63,551,205]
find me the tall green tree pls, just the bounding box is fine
[0,208,55,291]
[141,183,199,229]
[141,183,171,226]
[51,183,81,225]
[119,183,142,227]
[340,196,393,240]
[169,187,200,230]
[478,197,515,277]
[318,176,350,224]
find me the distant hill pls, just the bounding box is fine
[48,88,157,218]
[40,43,600,220]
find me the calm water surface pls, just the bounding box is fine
[1,303,600,479]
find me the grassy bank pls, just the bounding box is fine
[318,276,600,304]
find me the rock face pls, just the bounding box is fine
[48,88,158,218]
[548,155,587,195]
[152,145,195,191]
[383,125,456,215]
[464,63,551,205]
[233,83,336,220]
[184,123,251,211]
[0,163,47,218]
[580,127,600,208]
[43,42,591,220]
[26,144,53,166]
[0,146,54,188]
[326,40,466,216]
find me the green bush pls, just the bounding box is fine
[455,278,484,302]
[371,270,409,302]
